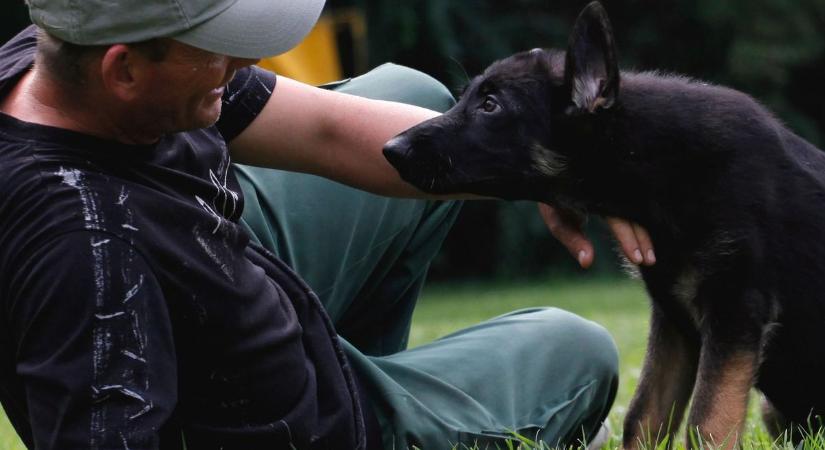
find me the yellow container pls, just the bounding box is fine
[257,15,343,85]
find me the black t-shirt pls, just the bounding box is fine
[0,27,367,450]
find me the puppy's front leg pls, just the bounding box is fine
[685,282,770,449]
[623,304,699,449]
[685,342,759,449]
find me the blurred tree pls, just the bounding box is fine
[353,0,824,144]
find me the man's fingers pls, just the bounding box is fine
[632,222,656,265]
[538,203,595,268]
[540,205,656,268]
[606,217,643,264]
[606,217,656,266]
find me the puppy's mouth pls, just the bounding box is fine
[383,147,524,198]
[390,156,455,193]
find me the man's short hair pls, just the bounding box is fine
[35,29,170,88]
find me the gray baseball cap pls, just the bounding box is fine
[27,0,327,58]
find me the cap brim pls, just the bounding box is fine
[172,0,326,59]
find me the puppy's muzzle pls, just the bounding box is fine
[383,135,413,169]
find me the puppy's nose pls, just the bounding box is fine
[383,135,412,169]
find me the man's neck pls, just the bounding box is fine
[0,67,161,145]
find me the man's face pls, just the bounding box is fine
[130,40,258,134]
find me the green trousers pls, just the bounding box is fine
[235,64,618,450]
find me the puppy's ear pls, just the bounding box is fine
[564,1,619,114]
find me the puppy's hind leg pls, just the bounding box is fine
[623,304,699,450]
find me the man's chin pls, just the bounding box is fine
[185,107,222,131]
[197,113,221,129]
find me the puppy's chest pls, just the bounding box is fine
[625,258,705,329]
[669,265,704,327]
[641,231,745,328]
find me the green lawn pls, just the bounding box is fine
[0,413,17,450]
[0,277,815,449]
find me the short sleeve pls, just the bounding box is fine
[0,26,37,85]
[7,231,177,449]
[215,65,278,142]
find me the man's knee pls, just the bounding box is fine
[525,308,619,438]
[334,63,456,113]
[556,309,618,381]
[513,307,619,382]
[374,63,456,112]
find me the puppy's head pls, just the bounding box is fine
[384,1,620,203]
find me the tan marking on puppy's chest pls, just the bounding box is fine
[672,265,703,326]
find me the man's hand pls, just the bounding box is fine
[538,203,656,269]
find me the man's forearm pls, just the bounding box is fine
[230,76,442,198]
[318,90,442,197]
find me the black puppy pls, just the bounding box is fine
[384,2,825,448]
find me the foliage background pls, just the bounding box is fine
[3,0,824,279]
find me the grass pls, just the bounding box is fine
[0,277,821,449]
[0,414,17,450]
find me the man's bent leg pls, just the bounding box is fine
[236,64,460,356]
[237,66,620,449]
[343,308,620,449]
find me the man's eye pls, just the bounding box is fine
[480,97,500,113]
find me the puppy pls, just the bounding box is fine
[384,2,825,448]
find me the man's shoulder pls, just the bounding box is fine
[0,136,52,208]
[0,142,130,265]
[0,26,36,87]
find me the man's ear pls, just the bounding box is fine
[100,45,141,101]
[563,1,620,115]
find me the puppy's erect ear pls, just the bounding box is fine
[564,1,619,114]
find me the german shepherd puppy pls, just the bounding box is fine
[384,2,825,448]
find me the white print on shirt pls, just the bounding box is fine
[116,185,129,206]
[58,167,101,231]
[195,161,239,235]
[123,275,145,304]
[193,224,235,282]
[56,169,151,449]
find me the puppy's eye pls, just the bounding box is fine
[479,96,500,114]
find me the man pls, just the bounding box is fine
[0,0,654,448]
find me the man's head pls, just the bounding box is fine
[24,0,325,142]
